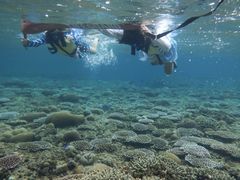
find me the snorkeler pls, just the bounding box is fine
[20,0,224,66]
[21,28,99,59]
[99,25,178,75]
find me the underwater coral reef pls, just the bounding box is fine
[0,77,239,179]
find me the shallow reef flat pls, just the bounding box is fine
[0,77,239,179]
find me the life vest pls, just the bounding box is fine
[119,29,152,55]
[45,30,77,57]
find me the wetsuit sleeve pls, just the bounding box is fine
[27,35,46,47]
[159,38,178,63]
[164,39,178,62]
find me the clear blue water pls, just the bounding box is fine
[0,0,239,84]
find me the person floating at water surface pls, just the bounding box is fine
[21,20,177,74]
[21,28,99,59]
[20,0,224,69]
[21,22,177,74]
[99,24,178,75]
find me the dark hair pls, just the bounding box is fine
[45,30,66,47]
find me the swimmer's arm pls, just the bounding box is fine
[21,36,46,47]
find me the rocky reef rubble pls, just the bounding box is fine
[180,136,240,160]
[0,77,239,179]
[127,155,234,180]
[0,153,22,170]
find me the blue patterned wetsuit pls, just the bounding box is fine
[26,29,90,58]
[160,38,178,63]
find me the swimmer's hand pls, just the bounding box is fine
[90,38,99,54]
[21,38,29,47]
